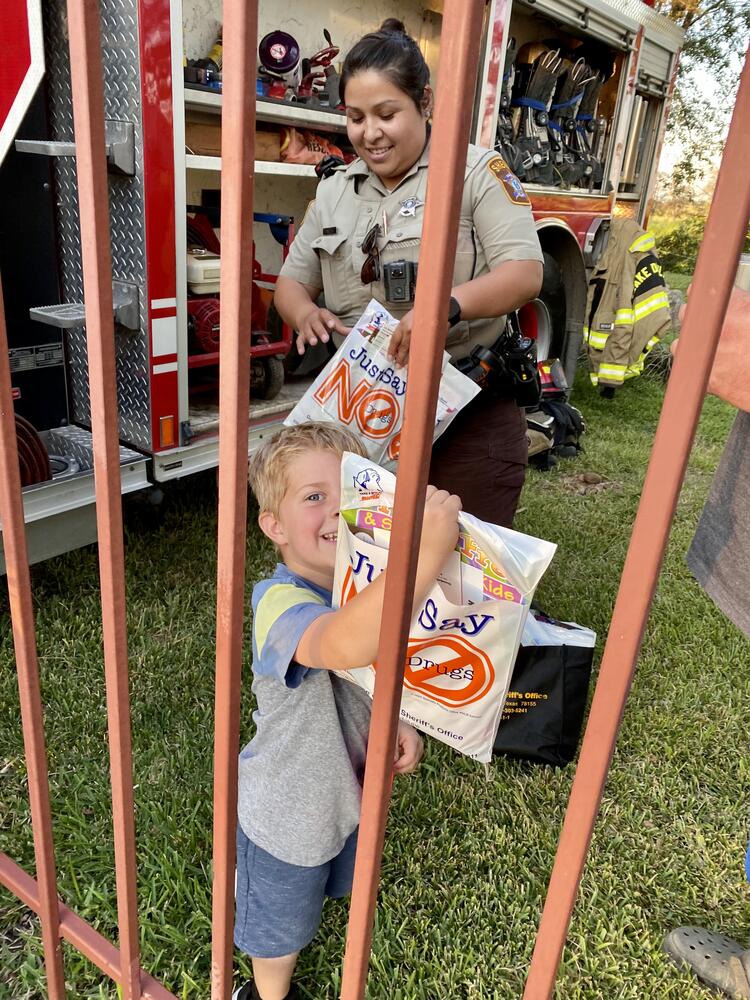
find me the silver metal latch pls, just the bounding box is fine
[15,120,136,175]
[29,281,140,331]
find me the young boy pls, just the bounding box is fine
[234,422,462,1000]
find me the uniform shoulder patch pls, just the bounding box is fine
[486,155,530,205]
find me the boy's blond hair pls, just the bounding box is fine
[249,422,367,515]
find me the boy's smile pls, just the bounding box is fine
[262,449,343,589]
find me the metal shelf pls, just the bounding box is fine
[185,155,317,177]
[184,88,348,134]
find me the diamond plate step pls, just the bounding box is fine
[30,281,140,331]
[15,120,136,174]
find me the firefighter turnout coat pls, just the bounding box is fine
[584,218,671,388]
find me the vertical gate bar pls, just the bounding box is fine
[209,0,257,996]
[339,3,486,998]
[66,1,141,996]
[523,48,750,1000]
[0,282,66,998]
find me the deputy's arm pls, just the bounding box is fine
[387,260,542,367]
[295,487,461,671]
[273,195,351,353]
[451,258,542,321]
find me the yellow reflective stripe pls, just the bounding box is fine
[582,326,590,343]
[588,330,610,349]
[598,364,626,383]
[634,290,669,320]
[629,232,656,252]
[254,583,326,655]
[589,372,599,385]
[624,335,661,381]
[615,309,634,325]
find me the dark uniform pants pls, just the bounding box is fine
[429,393,528,528]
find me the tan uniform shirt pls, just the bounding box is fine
[279,142,543,360]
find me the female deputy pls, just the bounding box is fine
[274,19,544,527]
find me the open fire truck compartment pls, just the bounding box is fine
[0,0,683,571]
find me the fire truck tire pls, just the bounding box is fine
[520,251,566,363]
[252,356,285,400]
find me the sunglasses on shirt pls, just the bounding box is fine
[360,222,381,284]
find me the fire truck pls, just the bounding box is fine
[0,0,683,571]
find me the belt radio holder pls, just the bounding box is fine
[455,311,541,408]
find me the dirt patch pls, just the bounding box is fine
[559,471,622,496]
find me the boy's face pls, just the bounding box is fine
[259,449,342,589]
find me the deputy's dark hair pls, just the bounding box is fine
[340,20,430,112]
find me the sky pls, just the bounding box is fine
[657,64,733,181]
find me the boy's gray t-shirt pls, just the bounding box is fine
[238,563,372,867]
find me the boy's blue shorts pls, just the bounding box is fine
[234,824,358,959]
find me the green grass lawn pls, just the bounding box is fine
[664,271,692,294]
[1,369,749,999]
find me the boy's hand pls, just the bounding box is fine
[420,485,462,561]
[394,722,424,774]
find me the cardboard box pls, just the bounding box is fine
[185,121,280,161]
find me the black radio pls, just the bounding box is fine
[455,311,541,408]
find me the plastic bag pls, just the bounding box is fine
[332,452,557,762]
[284,299,480,464]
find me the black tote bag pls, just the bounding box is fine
[493,611,595,767]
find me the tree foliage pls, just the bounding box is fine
[653,0,750,196]
[651,213,750,273]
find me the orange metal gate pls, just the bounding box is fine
[0,0,748,996]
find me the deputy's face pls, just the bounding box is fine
[344,70,429,190]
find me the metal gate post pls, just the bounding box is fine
[339,3,486,997]
[209,1,258,997]
[523,47,750,1000]
[0,281,66,998]
[66,0,141,996]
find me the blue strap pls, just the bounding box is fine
[576,113,593,122]
[253,212,292,224]
[512,96,547,112]
[547,120,564,133]
[551,92,584,111]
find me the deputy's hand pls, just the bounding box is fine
[295,306,350,355]
[394,722,424,774]
[420,484,462,561]
[387,310,414,367]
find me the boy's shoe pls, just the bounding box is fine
[232,982,260,1000]
[232,982,301,1000]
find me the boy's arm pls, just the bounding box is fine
[295,487,462,672]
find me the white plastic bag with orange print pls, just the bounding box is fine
[283,299,479,464]
[332,452,557,763]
